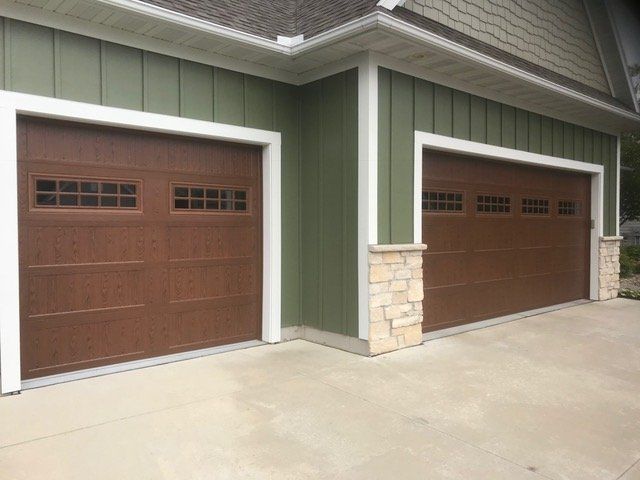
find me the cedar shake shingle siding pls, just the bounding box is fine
[403,0,610,94]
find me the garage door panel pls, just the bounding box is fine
[19,117,263,379]
[515,247,554,277]
[423,150,590,332]
[421,221,467,253]
[26,226,145,266]
[166,303,258,350]
[22,315,146,377]
[168,226,257,260]
[471,221,517,250]
[423,286,467,330]
[27,269,145,316]
[169,264,257,302]
[468,250,516,282]
[423,253,467,288]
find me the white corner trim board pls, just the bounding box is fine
[0,90,282,394]
[414,131,604,301]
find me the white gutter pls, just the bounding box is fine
[23,0,640,126]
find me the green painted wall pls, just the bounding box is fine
[0,18,306,329]
[299,70,359,337]
[378,67,619,242]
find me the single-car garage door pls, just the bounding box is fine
[422,150,591,333]
[19,117,262,379]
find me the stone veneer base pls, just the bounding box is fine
[368,243,428,355]
[599,236,622,300]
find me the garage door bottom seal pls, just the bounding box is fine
[423,299,592,342]
[20,339,265,391]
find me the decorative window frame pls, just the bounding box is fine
[475,192,512,216]
[170,181,251,214]
[557,199,584,217]
[29,173,143,213]
[0,90,282,394]
[421,189,466,215]
[521,196,551,217]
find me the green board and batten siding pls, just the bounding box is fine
[0,18,303,329]
[378,68,619,243]
[299,71,359,337]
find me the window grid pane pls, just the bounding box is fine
[33,176,140,210]
[422,190,464,213]
[476,194,511,214]
[172,183,249,213]
[521,197,550,215]
[558,200,582,216]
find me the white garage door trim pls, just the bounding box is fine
[0,90,282,394]
[414,131,604,303]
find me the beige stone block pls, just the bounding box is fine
[404,254,423,267]
[382,251,403,264]
[368,253,383,265]
[394,268,412,280]
[369,320,391,341]
[370,307,385,323]
[370,264,393,283]
[389,280,407,292]
[369,282,389,295]
[392,315,421,329]
[392,291,408,305]
[385,304,403,320]
[399,303,413,313]
[391,324,423,347]
[369,336,399,355]
[370,292,392,308]
[407,280,424,302]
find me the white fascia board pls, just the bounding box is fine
[95,0,288,54]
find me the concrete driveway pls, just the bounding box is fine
[1,299,639,480]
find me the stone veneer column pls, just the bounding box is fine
[368,244,428,355]
[599,236,623,300]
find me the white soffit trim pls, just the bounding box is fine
[0,90,282,393]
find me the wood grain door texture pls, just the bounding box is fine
[422,150,591,332]
[18,116,263,379]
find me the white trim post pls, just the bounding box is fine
[262,141,282,343]
[357,54,379,340]
[0,106,21,394]
[616,134,621,236]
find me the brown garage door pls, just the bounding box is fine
[18,117,262,379]
[422,150,590,333]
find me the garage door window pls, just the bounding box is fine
[558,200,582,216]
[32,176,140,210]
[172,183,249,213]
[422,190,464,213]
[521,197,550,216]
[476,194,511,214]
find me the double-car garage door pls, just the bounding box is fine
[19,117,262,379]
[422,150,591,333]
